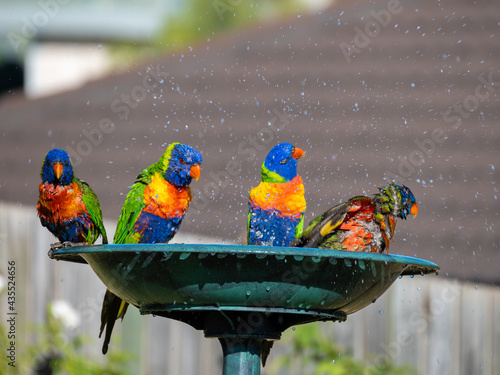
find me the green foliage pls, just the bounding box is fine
[109,0,302,65]
[156,0,262,49]
[0,305,132,375]
[268,323,416,375]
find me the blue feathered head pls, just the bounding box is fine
[162,143,202,186]
[396,184,418,219]
[261,143,305,182]
[40,149,74,186]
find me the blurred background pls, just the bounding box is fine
[0,0,499,374]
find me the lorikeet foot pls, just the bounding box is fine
[50,241,87,250]
[61,241,88,248]
[49,241,65,250]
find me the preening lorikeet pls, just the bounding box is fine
[37,148,107,246]
[292,183,418,253]
[247,143,306,247]
[99,142,202,354]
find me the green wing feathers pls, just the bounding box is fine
[291,201,348,248]
[113,181,148,244]
[75,178,108,244]
[113,167,156,244]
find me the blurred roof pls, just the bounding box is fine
[1,0,499,284]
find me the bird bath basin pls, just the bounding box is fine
[50,244,439,374]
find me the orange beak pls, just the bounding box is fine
[410,204,418,218]
[292,147,305,160]
[190,164,201,181]
[53,163,64,180]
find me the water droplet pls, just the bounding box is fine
[246,290,251,296]
[179,252,191,260]
[292,327,296,331]
[379,310,383,314]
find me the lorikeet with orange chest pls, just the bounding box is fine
[37,148,107,246]
[247,143,306,247]
[99,142,202,354]
[246,142,305,365]
[292,183,418,253]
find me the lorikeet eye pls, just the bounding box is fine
[179,158,185,164]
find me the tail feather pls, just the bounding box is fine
[99,289,129,354]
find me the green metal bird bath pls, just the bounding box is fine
[50,244,439,374]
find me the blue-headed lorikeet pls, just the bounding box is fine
[246,143,305,365]
[292,183,418,253]
[247,143,306,247]
[37,148,107,246]
[99,142,202,354]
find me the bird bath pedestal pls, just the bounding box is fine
[50,244,439,375]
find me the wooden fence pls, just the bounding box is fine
[1,202,498,374]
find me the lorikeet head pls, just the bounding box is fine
[396,184,418,219]
[40,148,74,186]
[261,143,305,183]
[162,143,202,187]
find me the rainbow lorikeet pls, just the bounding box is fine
[37,148,107,246]
[247,143,306,247]
[292,183,418,253]
[99,142,202,354]
[247,142,305,365]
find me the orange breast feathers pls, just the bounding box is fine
[249,175,306,217]
[37,181,85,222]
[142,173,192,219]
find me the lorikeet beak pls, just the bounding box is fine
[410,204,418,218]
[53,163,64,180]
[292,147,305,160]
[190,164,201,181]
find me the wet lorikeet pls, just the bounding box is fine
[37,148,107,246]
[99,142,202,354]
[247,143,306,247]
[292,183,418,253]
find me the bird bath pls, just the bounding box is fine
[50,244,439,374]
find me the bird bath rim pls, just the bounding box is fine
[49,243,439,274]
